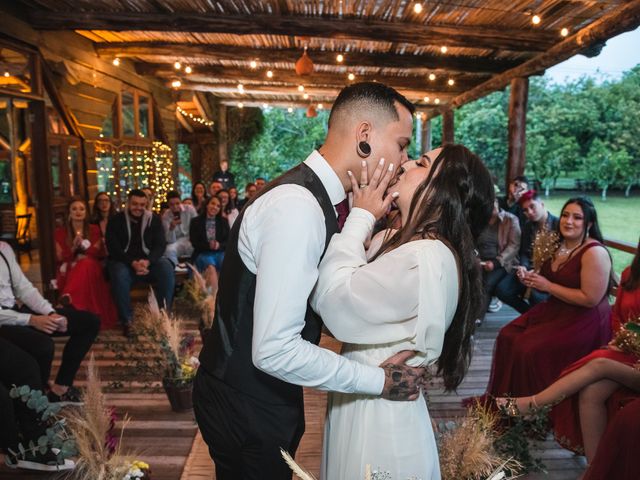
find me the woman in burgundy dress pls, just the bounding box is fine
[54,197,118,330]
[482,197,612,404]
[497,236,640,464]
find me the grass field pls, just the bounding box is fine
[536,191,639,275]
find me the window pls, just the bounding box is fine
[122,91,135,137]
[138,95,149,138]
[0,47,33,94]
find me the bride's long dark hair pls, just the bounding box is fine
[373,144,494,390]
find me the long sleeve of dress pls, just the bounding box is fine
[311,208,459,367]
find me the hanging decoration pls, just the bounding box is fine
[295,46,314,76]
[177,106,214,127]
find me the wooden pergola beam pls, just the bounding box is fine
[30,11,556,52]
[99,42,520,74]
[176,81,454,104]
[450,0,640,110]
[137,63,477,93]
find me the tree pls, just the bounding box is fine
[583,138,633,201]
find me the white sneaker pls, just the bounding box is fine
[175,264,189,273]
[488,298,503,313]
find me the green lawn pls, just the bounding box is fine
[537,191,639,275]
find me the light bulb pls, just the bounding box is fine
[266,70,274,78]
[303,93,309,99]
[250,60,258,69]
[174,61,181,70]
[298,85,305,92]
[413,3,423,13]
[238,84,244,92]
[423,96,430,102]
[317,103,324,110]
[336,54,344,63]
[112,57,121,66]
[287,107,293,113]
[532,14,541,25]
[448,78,455,86]
[171,80,181,88]
[238,103,244,108]
[561,27,569,37]
[348,73,355,81]
[184,66,192,74]
[440,46,448,54]
[434,98,440,104]
[428,73,436,81]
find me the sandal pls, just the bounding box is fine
[496,395,539,417]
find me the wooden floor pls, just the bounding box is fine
[182,305,587,480]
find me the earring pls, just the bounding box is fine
[357,141,371,158]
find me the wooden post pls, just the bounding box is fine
[30,100,56,298]
[217,104,228,173]
[506,77,529,190]
[421,117,432,153]
[442,109,454,145]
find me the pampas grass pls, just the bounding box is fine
[65,355,136,480]
[438,402,522,480]
[280,449,317,480]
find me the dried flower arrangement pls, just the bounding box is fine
[611,314,640,356]
[525,228,560,299]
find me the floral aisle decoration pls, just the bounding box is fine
[64,355,152,480]
[524,228,560,299]
[180,264,217,335]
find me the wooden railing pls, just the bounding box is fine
[604,238,637,255]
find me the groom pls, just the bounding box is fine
[193,82,423,480]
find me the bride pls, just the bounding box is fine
[312,144,494,479]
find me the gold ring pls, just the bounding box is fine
[359,183,368,188]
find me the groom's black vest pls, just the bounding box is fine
[199,163,339,405]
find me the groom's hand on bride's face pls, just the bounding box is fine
[379,350,425,401]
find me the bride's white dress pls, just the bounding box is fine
[311,209,459,480]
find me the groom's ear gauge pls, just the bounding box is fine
[357,141,372,158]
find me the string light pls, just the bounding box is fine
[250,60,258,69]
[434,98,440,104]
[266,70,274,78]
[184,66,192,74]
[112,57,121,66]
[287,107,293,113]
[176,106,214,127]
[303,93,309,99]
[423,96,430,102]
[348,73,355,81]
[561,27,569,37]
[317,103,324,110]
[238,83,245,92]
[413,3,423,13]
[298,85,305,92]
[336,54,344,63]
[174,61,181,70]
[429,73,436,81]
[448,78,455,86]
[532,14,541,25]
[440,46,448,54]
[171,80,181,88]
[237,102,244,108]
[262,103,268,108]
[3,72,9,77]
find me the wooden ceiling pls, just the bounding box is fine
[15,0,640,114]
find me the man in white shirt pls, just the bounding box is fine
[162,190,198,267]
[0,241,99,404]
[193,82,422,479]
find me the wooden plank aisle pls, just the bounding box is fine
[181,306,587,480]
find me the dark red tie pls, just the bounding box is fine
[335,199,349,232]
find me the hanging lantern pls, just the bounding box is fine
[306,105,318,118]
[295,46,314,76]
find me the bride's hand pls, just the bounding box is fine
[348,157,399,221]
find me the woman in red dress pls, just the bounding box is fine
[497,236,640,464]
[54,196,118,330]
[481,197,612,403]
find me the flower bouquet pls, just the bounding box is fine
[611,314,640,356]
[524,228,559,299]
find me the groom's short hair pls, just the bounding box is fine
[328,82,415,128]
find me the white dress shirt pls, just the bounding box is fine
[238,150,385,395]
[0,241,54,326]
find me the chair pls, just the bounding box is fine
[0,213,32,258]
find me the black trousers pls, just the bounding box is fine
[0,306,100,387]
[0,337,46,451]
[193,368,305,480]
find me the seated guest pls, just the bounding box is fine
[495,190,559,313]
[497,237,640,462]
[191,181,208,213]
[189,196,229,288]
[583,397,640,480]
[90,191,116,239]
[54,197,118,330]
[255,176,266,191]
[228,186,239,209]
[498,175,528,226]
[106,189,174,337]
[0,241,99,404]
[211,160,235,190]
[1,337,75,471]
[476,199,520,318]
[236,182,256,209]
[209,180,223,198]
[162,190,198,267]
[216,189,239,228]
[141,187,155,211]
[474,197,612,406]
